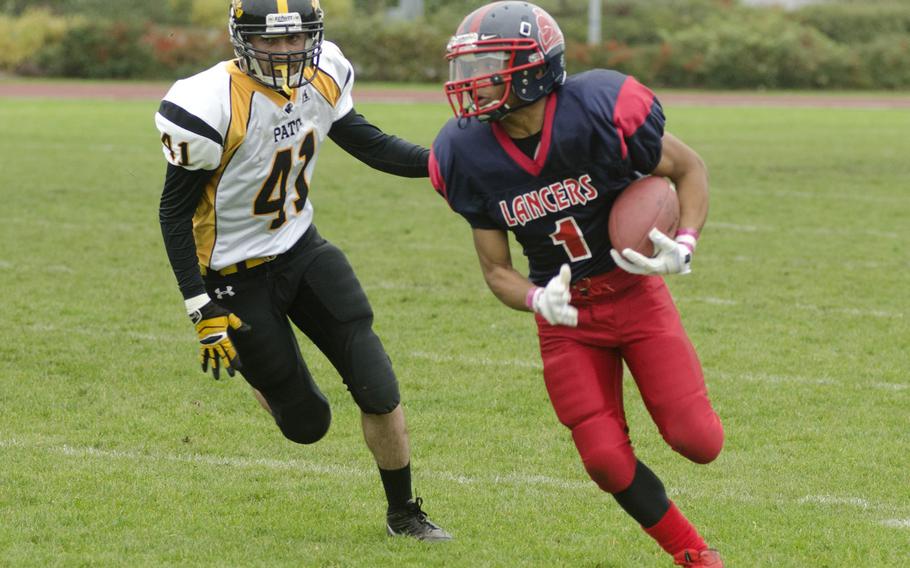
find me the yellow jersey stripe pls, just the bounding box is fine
[310,69,341,107]
[195,64,254,267]
[277,0,289,13]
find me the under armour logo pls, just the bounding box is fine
[214,286,235,300]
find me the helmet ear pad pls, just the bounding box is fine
[510,62,555,103]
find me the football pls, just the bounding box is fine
[608,176,679,257]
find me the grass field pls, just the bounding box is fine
[0,91,908,567]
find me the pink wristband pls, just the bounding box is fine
[525,287,541,309]
[675,228,699,254]
[675,228,700,239]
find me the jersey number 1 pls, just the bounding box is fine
[550,217,592,261]
[255,131,316,230]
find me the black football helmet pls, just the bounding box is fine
[229,0,324,93]
[445,1,567,121]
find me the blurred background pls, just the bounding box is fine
[1,0,909,89]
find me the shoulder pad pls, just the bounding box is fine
[154,62,231,170]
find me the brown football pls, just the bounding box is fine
[608,176,680,257]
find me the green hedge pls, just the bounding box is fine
[32,20,156,79]
[650,12,860,89]
[5,1,910,89]
[859,35,910,90]
[327,17,448,82]
[795,2,910,45]
[23,22,232,79]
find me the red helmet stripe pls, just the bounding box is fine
[463,2,499,33]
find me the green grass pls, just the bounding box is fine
[0,95,908,567]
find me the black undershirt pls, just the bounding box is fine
[158,108,430,300]
[512,130,542,159]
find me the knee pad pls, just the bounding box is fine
[660,408,724,464]
[257,362,333,445]
[571,414,637,493]
[346,325,401,415]
[272,395,332,445]
[352,381,401,415]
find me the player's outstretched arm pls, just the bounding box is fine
[328,109,430,178]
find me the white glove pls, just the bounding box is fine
[528,264,578,327]
[610,228,693,275]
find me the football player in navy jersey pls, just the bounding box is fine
[154,0,449,541]
[430,2,723,566]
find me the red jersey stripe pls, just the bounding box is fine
[613,76,655,160]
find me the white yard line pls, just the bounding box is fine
[2,437,907,527]
[406,352,908,393]
[408,350,542,370]
[709,221,902,240]
[795,303,904,319]
[678,296,905,320]
[799,495,872,509]
[733,188,909,206]
[24,323,186,344]
[687,296,740,306]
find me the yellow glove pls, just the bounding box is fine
[189,301,248,380]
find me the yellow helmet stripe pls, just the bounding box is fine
[277,0,289,13]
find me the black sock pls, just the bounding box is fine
[612,460,671,528]
[379,462,413,511]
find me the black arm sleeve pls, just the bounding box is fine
[327,108,429,178]
[158,164,212,300]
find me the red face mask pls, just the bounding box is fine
[444,36,544,120]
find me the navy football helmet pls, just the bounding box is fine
[229,0,324,93]
[445,1,567,121]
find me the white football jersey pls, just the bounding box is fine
[155,41,355,270]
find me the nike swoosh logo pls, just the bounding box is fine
[480,34,498,40]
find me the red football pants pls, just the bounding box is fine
[536,270,723,494]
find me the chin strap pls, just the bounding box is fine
[274,64,293,96]
[477,97,539,122]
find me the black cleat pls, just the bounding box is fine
[386,497,452,541]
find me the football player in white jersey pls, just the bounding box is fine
[154,0,449,541]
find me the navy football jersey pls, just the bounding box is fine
[430,70,665,285]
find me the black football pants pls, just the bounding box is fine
[202,225,401,444]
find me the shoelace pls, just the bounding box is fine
[411,497,429,522]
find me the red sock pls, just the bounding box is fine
[642,501,707,557]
